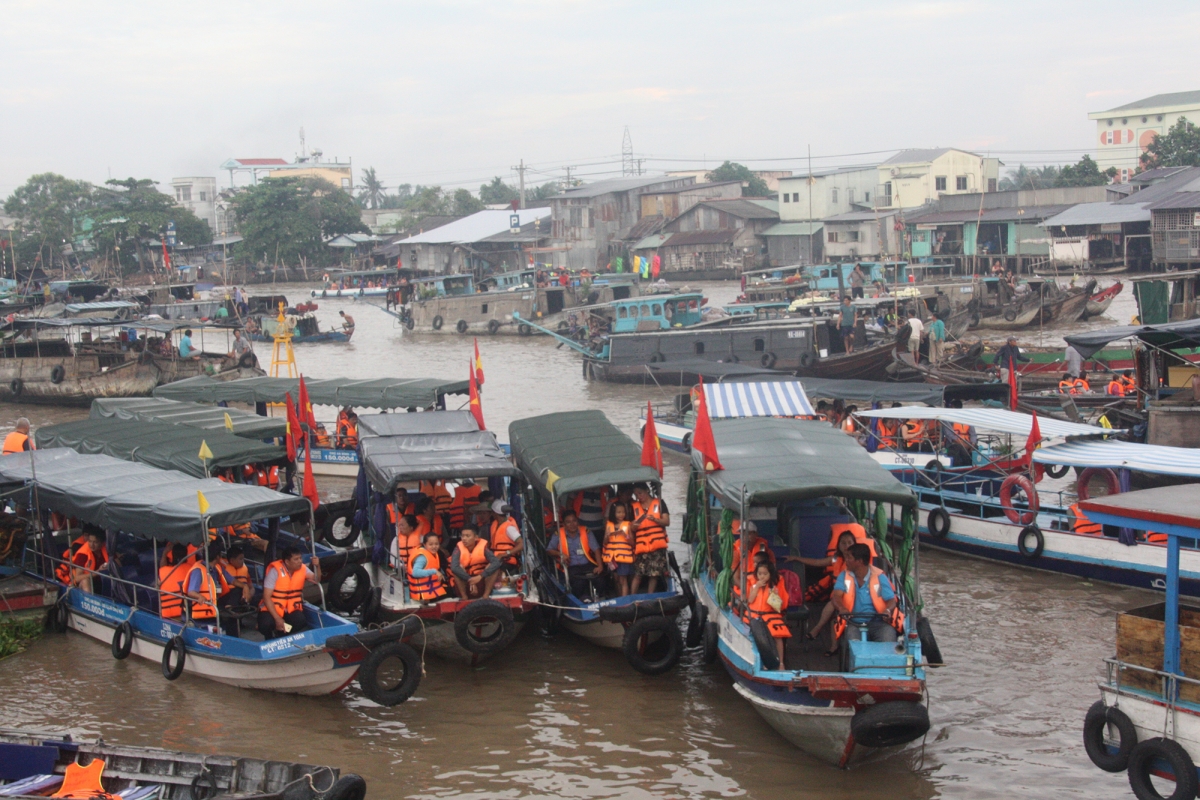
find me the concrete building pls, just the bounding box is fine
[1089,90,1200,182]
[875,149,1001,211]
[170,177,218,233]
[220,157,353,191]
[395,208,551,274]
[769,165,879,265]
[823,209,904,261]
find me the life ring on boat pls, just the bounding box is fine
[49,365,65,384]
[917,616,943,666]
[161,635,186,680]
[1083,700,1137,772]
[358,641,421,706]
[749,617,780,670]
[325,774,368,800]
[649,352,665,363]
[685,602,707,649]
[326,565,370,613]
[431,315,444,331]
[1000,474,1039,524]
[9,378,22,397]
[799,351,815,369]
[1045,463,1070,479]
[1077,467,1121,501]
[760,352,777,369]
[319,508,361,547]
[1003,308,1018,322]
[487,319,501,335]
[850,702,931,749]
[455,319,469,334]
[1128,738,1199,800]
[702,619,719,664]
[454,598,516,655]
[1017,524,1045,559]
[111,621,133,660]
[518,323,532,336]
[622,615,683,675]
[927,507,951,538]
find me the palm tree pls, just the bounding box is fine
[358,167,386,209]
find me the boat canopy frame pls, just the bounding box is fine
[358,430,519,495]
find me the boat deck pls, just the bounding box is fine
[782,606,842,673]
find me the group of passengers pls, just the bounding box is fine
[812,399,976,465]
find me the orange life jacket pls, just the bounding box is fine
[490,516,520,564]
[902,419,925,446]
[159,562,191,619]
[184,563,217,620]
[259,560,306,617]
[833,566,904,639]
[449,484,481,529]
[556,526,599,566]
[419,481,454,515]
[1,431,32,456]
[457,539,489,577]
[747,578,791,639]
[1146,531,1168,544]
[841,416,856,435]
[633,499,668,554]
[1106,380,1125,396]
[214,557,250,598]
[407,546,446,601]
[951,422,972,440]
[1070,504,1102,536]
[55,536,87,584]
[337,419,358,449]
[53,757,108,799]
[415,514,445,540]
[386,503,416,525]
[878,420,899,448]
[73,541,108,578]
[602,521,635,564]
[732,537,775,576]
[393,531,421,572]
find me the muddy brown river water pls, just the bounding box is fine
[0,279,1144,798]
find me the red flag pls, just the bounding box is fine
[468,359,486,430]
[284,391,299,461]
[690,377,723,472]
[642,402,663,477]
[298,375,316,430]
[1026,412,1045,482]
[301,440,320,512]
[1008,355,1019,411]
[473,338,485,388]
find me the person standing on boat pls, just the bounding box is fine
[849,264,866,299]
[1064,343,1084,380]
[631,484,670,595]
[258,546,321,639]
[838,296,856,354]
[603,501,636,596]
[2,418,34,455]
[831,543,899,651]
[995,336,1029,383]
[927,313,946,366]
[903,309,924,365]
[546,510,603,597]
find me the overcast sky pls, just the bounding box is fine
[2,1,1196,198]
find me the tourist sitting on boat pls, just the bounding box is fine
[1058,373,1091,394]
[70,526,108,593]
[546,510,604,598]
[484,500,523,568]
[415,497,446,543]
[829,399,846,429]
[419,479,454,520]
[159,544,194,619]
[603,500,636,596]
[730,521,775,602]
[182,543,220,631]
[2,417,33,455]
[831,543,902,650]
[841,406,860,438]
[943,402,976,466]
[1106,371,1137,396]
[995,336,1030,382]
[451,525,503,599]
[214,545,254,634]
[746,561,791,670]
[390,514,422,573]
[408,531,448,604]
[258,546,321,639]
[178,329,200,360]
[336,408,359,449]
[871,279,890,298]
[631,483,670,595]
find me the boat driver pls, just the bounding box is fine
[831,543,899,647]
[257,546,321,639]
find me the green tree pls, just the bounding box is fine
[998,164,1060,191]
[3,173,94,270]
[452,188,484,216]
[230,176,366,268]
[1055,155,1117,188]
[480,177,519,205]
[1140,116,1200,169]
[90,178,211,272]
[531,181,562,200]
[705,161,770,197]
[357,167,387,209]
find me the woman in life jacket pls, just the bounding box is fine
[602,500,636,597]
[746,561,791,670]
[408,531,448,603]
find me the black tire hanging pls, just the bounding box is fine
[927,507,951,539]
[111,621,134,660]
[327,565,371,613]
[970,312,982,327]
[320,509,361,547]
[799,351,815,369]
[325,774,369,800]
[749,618,780,670]
[650,352,665,363]
[685,602,707,649]
[49,365,65,384]
[701,620,719,664]
[1018,524,1044,559]
[162,635,186,680]
[1045,463,1070,479]
[454,599,516,655]
[1003,308,1018,322]
[358,641,422,706]
[237,352,256,369]
[1083,700,1137,773]
[9,378,22,397]
[917,616,943,666]
[850,701,931,748]
[431,315,444,331]
[455,319,469,334]
[1128,737,1198,800]
[760,352,777,369]
[487,319,501,335]
[622,615,683,675]
[404,316,415,331]
[518,323,532,336]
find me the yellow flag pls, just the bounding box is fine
[545,469,561,492]
[224,412,234,432]
[197,490,210,515]
[198,440,214,461]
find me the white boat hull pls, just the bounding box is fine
[561,617,627,649]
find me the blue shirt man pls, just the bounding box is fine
[179,330,196,359]
[832,542,899,643]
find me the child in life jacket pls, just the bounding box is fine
[602,500,636,596]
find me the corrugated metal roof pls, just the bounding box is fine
[1149,191,1200,210]
[694,198,779,219]
[398,208,550,244]
[1131,167,1191,183]
[825,209,898,223]
[1116,167,1200,205]
[623,215,667,242]
[980,204,1077,222]
[1102,91,1200,112]
[633,233,670,250]
[761,222,822,236]
[661,230,738,247]
[747,198,780,214]
[550,176,689,200]
[882,148,976,165]
[642,180,742,195]
[1040,202,1151,227]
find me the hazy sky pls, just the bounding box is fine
[2,1,1196,198]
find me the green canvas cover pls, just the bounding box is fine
[691,417,916,510]
[359,431,519,493]
[0,449,308,543]
[1134,280,1170,326]
[508,410,661,501]
[91,397,286,439]
[153,375,469,409]
[357,410,479,438]
[35,418,286,479]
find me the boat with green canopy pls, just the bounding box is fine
[91,397,287,439]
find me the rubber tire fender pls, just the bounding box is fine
[1077,467,1121,501]
[970,311,981,327]
[454,598,516,655]
[1018,524,1045,559]
[237,352,256,369]
[1000,473,1039,525]
[358,641,421,706]
[701,619,719,664]
[47,599,69,633]
[850,701,931,748]
[799,351,815,369]
[749,618,780,670]
[404,316,415,331]
[455,319,469,334]
[622,615,684,676]
[1003,308,1019,322]
[162,635,186,681]
[111,621,134,660]
[927,507,951,539]
[320,508,361,547]
[760,352,777,369]
[487,319,501,335]
[685,602,707,649]
[326,565,371,613]
[1045,463,1070,479]
[49,365,65,384]
[324,774,368,800]
[1128,737,1198,800]
[9,378,22,397]
[649,352,665,363]
[518,323,532,336]
[1083,700,1137,773]
[917,616,943,666]
[431,315,444,331]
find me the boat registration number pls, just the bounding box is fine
[787,330,806,339]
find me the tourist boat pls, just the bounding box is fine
[251,312,351,344]
[855,406,1200,596]
[686,417,932,766]
[352,409,537,666]
[508,409,690,673]
[0,727,367,800]
[1083,281,1123,320]
[1077,485,1200,800]
[313,286,392,298]
[2,449,419,705]
[311,267,405,299]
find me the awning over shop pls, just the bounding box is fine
[856,407,1114,438]
[1033,440,1200,478]
[359,431,518,493]
[154,375,469,409]
[704,380,815,418]
[91,397,286,439]
[1064,319,1200,360]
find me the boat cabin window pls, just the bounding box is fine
[694,342,705,354]
[481,303,488,314]
[618,306,628,319]
[641,304,652,317]
[652,303,662,317]
[676,301,689,314]
[754,337,765,352]
[688,300,699,312]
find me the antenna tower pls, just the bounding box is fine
[621,127,635,176]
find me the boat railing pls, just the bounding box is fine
[1104,657,1200,734]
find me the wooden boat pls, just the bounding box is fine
[252,314,351,344]
[1083,282,1122,319]
[0,728,366,799]
[1045,280,1097,325]
[975,293,1044,330]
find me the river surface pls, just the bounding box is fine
[0,279,1144,798]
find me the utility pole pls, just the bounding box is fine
[511,159,527,209]
[564,165,573,187]
[807,144,814,265]
[622,127,635,176]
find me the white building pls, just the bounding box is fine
[874,149,1000,211]
[170,177,217,233]
[1088,90,1200,182]
[776,166,879,222]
